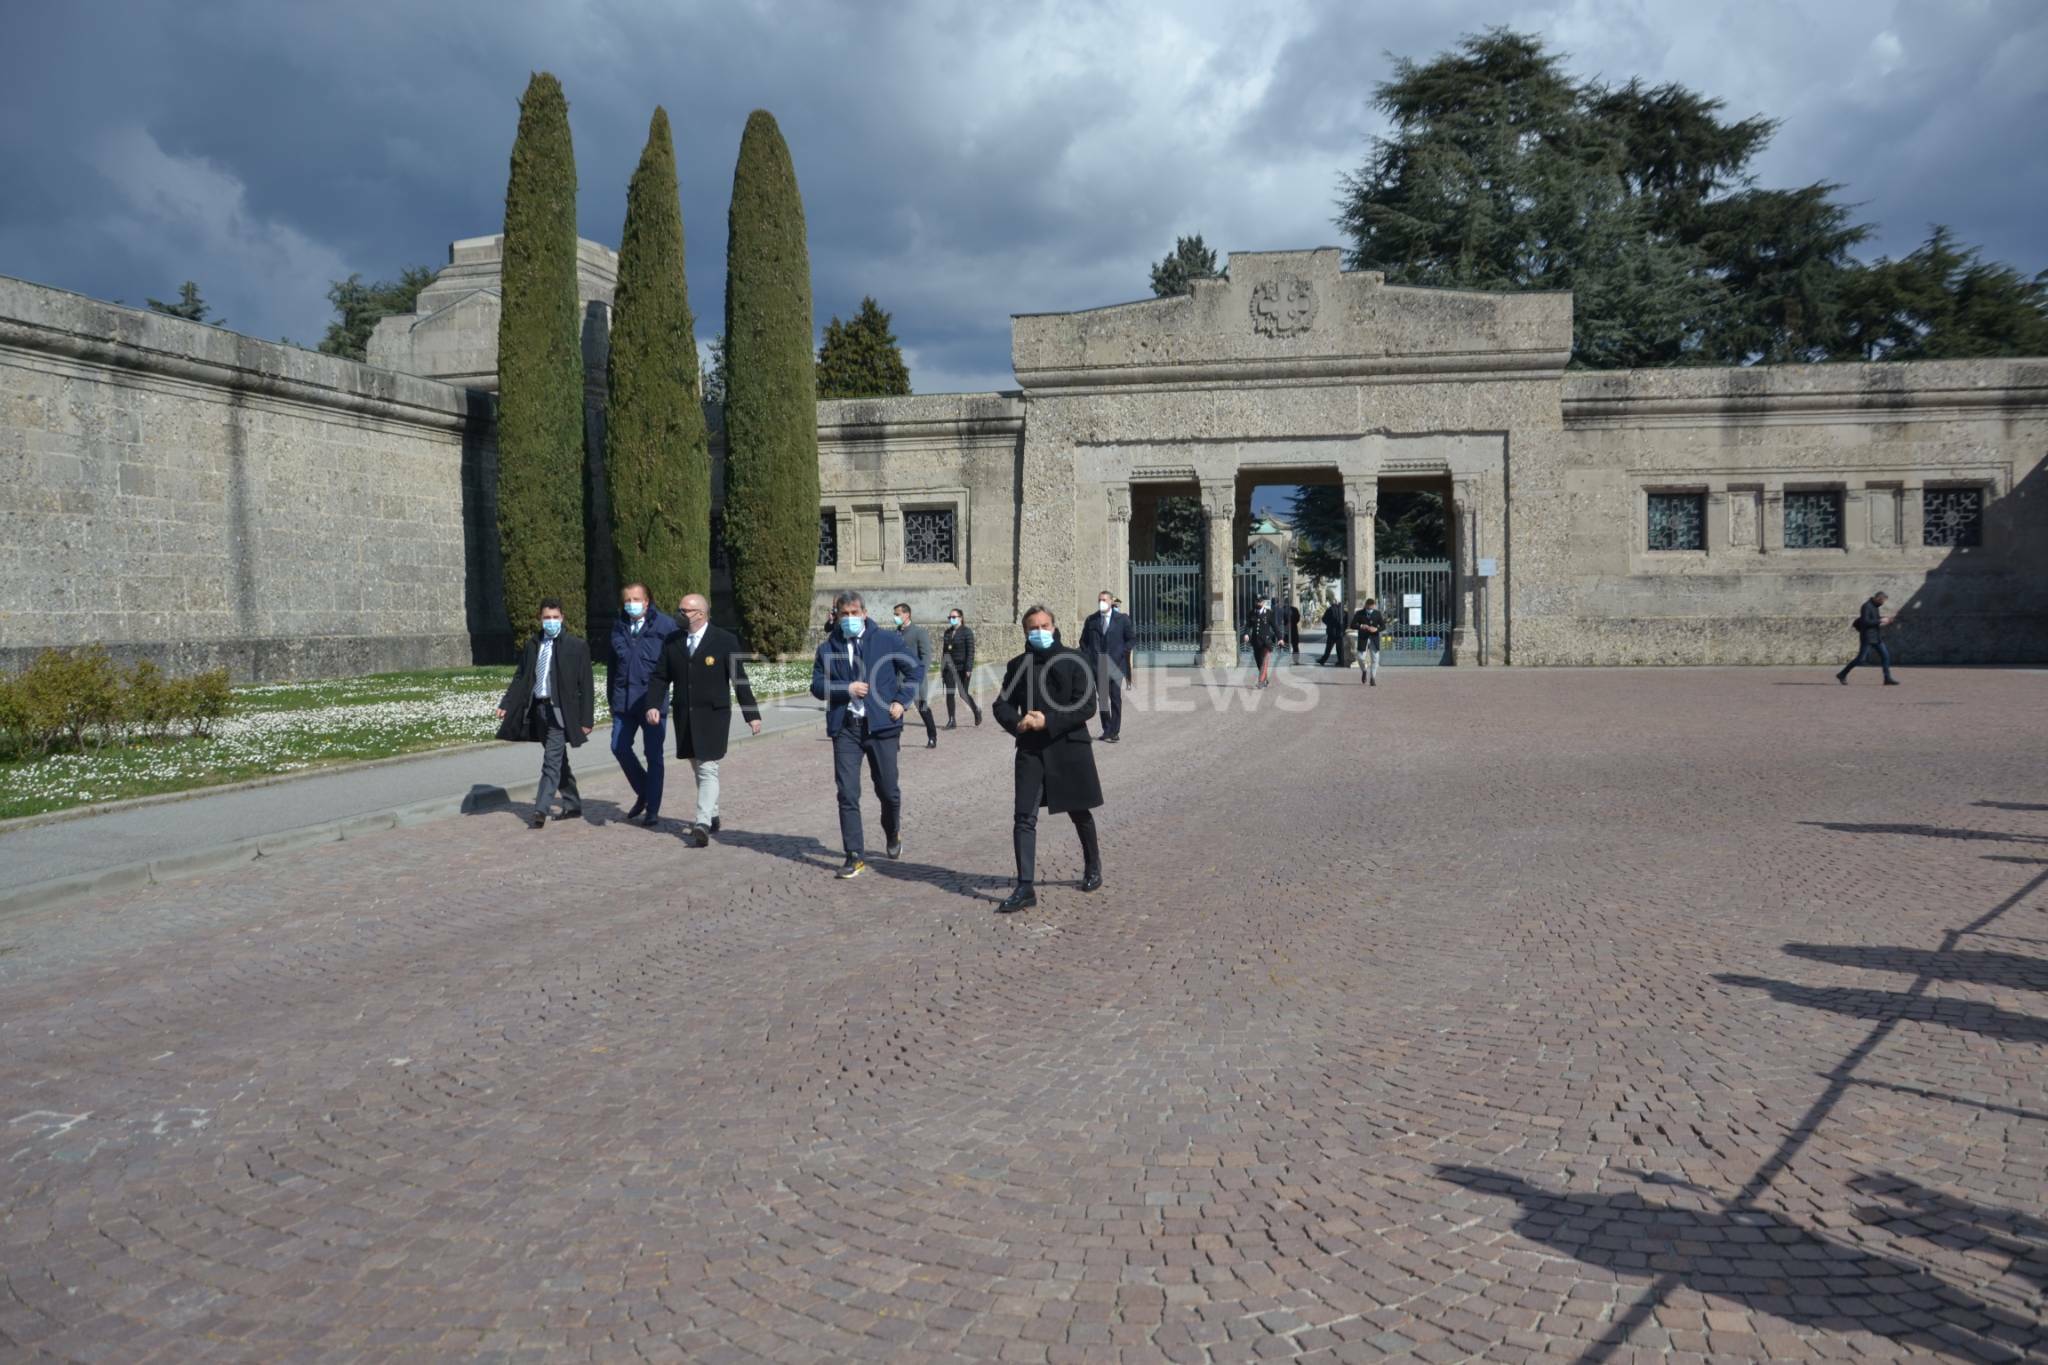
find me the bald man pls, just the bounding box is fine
[647,593,761,846]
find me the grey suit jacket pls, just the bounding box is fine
[898,623,934,690]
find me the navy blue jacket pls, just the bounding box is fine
[610,608,680,715]
[1079,608,1135,679]
[810,625,921,738]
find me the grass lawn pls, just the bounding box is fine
[0,659,818,822]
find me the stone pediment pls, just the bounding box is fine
[1011,247,1571,392]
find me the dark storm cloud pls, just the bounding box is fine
[1,1,2040,395]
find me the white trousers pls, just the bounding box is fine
[689,758,721,825]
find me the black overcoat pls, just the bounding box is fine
[495,632,595,746]
[992,643,1103,814]
[648,624,760,763]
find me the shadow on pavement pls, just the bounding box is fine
[1781,943,2048,992]
[1713,974,2048,1043]
[1799,820,2047,845]
[1848,1172,2048,1295]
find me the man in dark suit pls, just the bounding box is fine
[1351,597,1386,686]
[1317,599,1348,665]
[1837,590,1899,685]
[646,593,761,846]
[609,581,679,827]
[940,607,981,728]
[495,597,595,829]
[810,591,921,880]
[1284,600,1302,663]
[993,605,1104,913]
[1078,588,1135,743]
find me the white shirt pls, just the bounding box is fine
[846,640,866,718]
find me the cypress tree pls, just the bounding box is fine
[496,72,585,637]
[606,106,709,610]
[723,109,819,657]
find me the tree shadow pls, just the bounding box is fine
[1799,820,2047,844]
[1714,973,2048,1043]
[1434,1165,2039,1361]
[1976,801,2048,813]
[1782,943,2048,992]
[1846,1172,2048,1295]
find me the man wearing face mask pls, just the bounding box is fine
[940,607,980,728]
[1078,589,1134,743]
[646,593,761,846]
[892,603,939,749]
[993,606,1104,912]
[608,581,679,826]
[810,591,921,879]
[495,598,595,829]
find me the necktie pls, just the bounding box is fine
[537,639,553,699]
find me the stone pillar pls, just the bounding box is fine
[1104,484,1132,612]
[1200,479,1237,667]
[1762,484,1785,554]
[1343,479,1378,608]
[1450,478,1479,664]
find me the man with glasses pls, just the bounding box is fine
[646,594,761,846]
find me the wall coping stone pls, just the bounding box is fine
[1563,358,2048,426]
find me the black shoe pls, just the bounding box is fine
[1104,734,1120,744]
[632,812,660,828]
[1883,678,1900,686]
[997,884,1037,913]
[1079,868,1103,893]
[1836,673,1848,684]
[683,823,710,848]
[710,816,721,833]
[527,812,547,829]
[1369,677,1375,687]
[886,838,903,860]
[926,737,937,749]
[560,807,584,820]
[836,855,866,879]
[1360,672,1368,684]
[625,799,647,821]
[973,711,982,726]
[945,720,957,730]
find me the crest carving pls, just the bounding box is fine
[1249,277,1317,337]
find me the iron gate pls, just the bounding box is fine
[1127,561,1204,662]
[1373,558,1453,665]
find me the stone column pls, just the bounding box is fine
[1104,485,1132,612]
[1901,480,1925,550]
[1450,478,1479,664]
[1343,479,1378,607]
[1200,479,1237,667]
[1761,484,1785,554]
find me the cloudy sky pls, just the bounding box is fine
[2,1,2042,394]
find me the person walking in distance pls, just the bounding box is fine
[495,598,595,828]
[993,606,1104,913]
[941,607,981,728]
[1351,597,1385,686]
[1242,596,1279,689]
[810,591,921,879]
[893,603,940,749]
[1285,599,1303,664]
[1317,597,1348,666]
[608,581,679,827]
[1079,589,1134,743]
[645,594,761,846]
[1837,590,1900,686]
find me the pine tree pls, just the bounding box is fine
[319,267,434,362]
[816,296,911,398]
[146,282,221,326]
[495,72,585,638]
[1149,235,1222,298]
[722,109,820,657]
[606,107,710,611]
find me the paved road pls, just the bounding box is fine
[2,667,2044,1363]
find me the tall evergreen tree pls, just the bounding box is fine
[702,333,727,403]
[1839,226,2048,361]
[146,282,221,326]
[318,267,434,361]
[1150,235,1222,297]
[816,296,911,398]
[606,107,709,609]
[495,72,585,637]
[723,109,820,657]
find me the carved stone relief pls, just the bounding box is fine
[1249,278,1317,338]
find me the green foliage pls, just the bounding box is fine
[816,296,911,399]
[1288,486,1347,581]
[1150,234,1222,298]
[495,72,586,638]
[318,266,434,362]
[1152,496,1205,562]
[606,106,711,608]
[723,109,820,657]
[0,649,232,759]
[1839,226,2048,361]
[703,333,727,404]
[146,281,222,326]
[1377,491,1447,561]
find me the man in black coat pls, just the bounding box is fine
[1284,600,1302,663]
[1836,590,1899,685]
[993,605,1105,913]
[1317,599,1348,665]
[646,593,762,846]
[495,597,595,829]
[940,607,981,727]
[1078,589,1135,742]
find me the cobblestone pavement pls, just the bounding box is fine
[3,666,2045,1364]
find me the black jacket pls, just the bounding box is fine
[993,644,1103,814]
[496,631,595,747]
[1321,603,1346,634]
[649,624,760,763]
[1351,607,1386,643]
[942,623,976,675]
[1078,608,1134,678]
[1243,607,1279,651]
[1855,598,1887,640]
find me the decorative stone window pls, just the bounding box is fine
[1646,492,1705,551]
[903,508,957,565]
[1922,486,1984,548]
[817,510,838,568]
[1784,490,1844,549]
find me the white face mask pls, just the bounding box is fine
[1099,601,1111,614]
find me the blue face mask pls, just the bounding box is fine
[840,614,866,638]
[1026,628,1054,651]
[540,618,563,639]
[623,601,645,618]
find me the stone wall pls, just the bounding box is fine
[1510,360,2048,665]
[0,276,502,679]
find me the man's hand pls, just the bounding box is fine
[848,680,870,699]
[645,708,661,725]
[888,702,905,721]
[495,707,506,720]
[1022,709,1047,731]
[748,719,762,735]
[582,726,593,736]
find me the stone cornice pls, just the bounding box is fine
[1563,359,2048,428]
[1016,348,1571,396]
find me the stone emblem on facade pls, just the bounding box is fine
[1250,277,1317,337]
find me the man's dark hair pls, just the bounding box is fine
[949,606,963,617]
[1873,590,1888,601]
[620,581,649,599]
[539,596,564,613]
[894,602,912,616]
[832,590,864,612]
[1099,588,1113,597]
[1022,604,1055,627]
[1365,597,1376,605]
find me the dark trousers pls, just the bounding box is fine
[943,665,981,724]
[610,710,667,813]
[1288,625,1300,659]
[532,699,580,814]
[1317,630,1343,664]
[1838,638,1895,682]
[831,716,901,856]
[1093,656,1124,737]
[915,699,937,741]
[1013,751,1101,885]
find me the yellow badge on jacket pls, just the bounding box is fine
[703,655,715,666]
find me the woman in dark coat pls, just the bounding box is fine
[992,605,1104,913]
[1242,597,1279,689]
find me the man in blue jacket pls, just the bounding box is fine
[609,582,680,826]
[811,590,921,880]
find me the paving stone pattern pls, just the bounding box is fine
[2,667,2045,1364]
